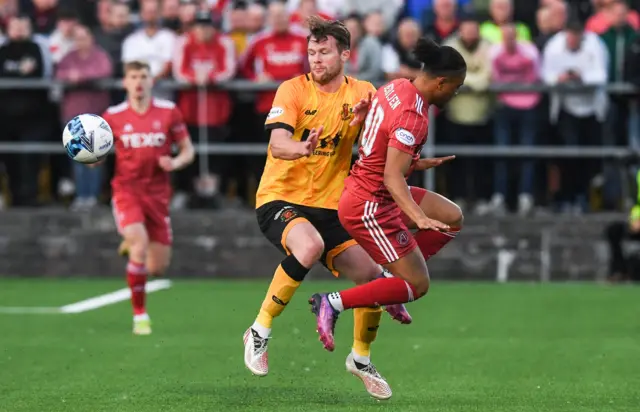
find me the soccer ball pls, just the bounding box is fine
[62,114,114,164]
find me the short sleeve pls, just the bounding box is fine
[264,80,299,134]
[388,110,428,155]
[169,107,189,143]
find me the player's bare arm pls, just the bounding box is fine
[414,155,456,171]
[158,138,195,172]
[384,147,449,232]
[269,126,322,160]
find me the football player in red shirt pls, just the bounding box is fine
[310,38,466,352]
[101,61,195,335]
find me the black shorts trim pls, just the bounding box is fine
[256,200,354,270]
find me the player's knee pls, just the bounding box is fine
[413,277,430,298]
[447,203,464,228]
[128,239,148,261]
[295,238,324,268]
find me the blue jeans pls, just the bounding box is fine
[493,105,537,197]
[73,161,102,198]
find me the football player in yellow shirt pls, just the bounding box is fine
[243,17,410,400]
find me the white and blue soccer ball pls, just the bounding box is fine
[62,114,114,164]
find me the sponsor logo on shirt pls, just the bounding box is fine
[395,128,415,146]
[267,107,284,120]
[121,132,167,148]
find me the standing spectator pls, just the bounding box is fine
[422,0,459,44]
[382,18,422,80]
[176,0,198,35]
[240,1,307,117]
[94,0,133,78]
[443,15,493,210]
[363,10,387,41]
[343,14,383,82]
[162,0,181,31]
[245,3,266,41]
[23,0,58,35]
[176,10,235,207]
[122,0,176,98]
[48,8,78,64]
[0,15,50,206]
[171,0,199,91]
[586,0,640,34]
[542,21,608,212]
[411,0,473,25]
[56,25,112,211]
[489,24,541,215]
[341,0,404,33]
[286,0,342,19]
[600,0,637,208]
[227,0,250,55]
[290,0,333,33]
[480,0,531,44]
[600,0,637,144]
[238,1,307,205]
[535,1,567,51]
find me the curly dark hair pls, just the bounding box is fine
[306,16,351,51]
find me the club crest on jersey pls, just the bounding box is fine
[274,206,298,223]
[267,107,284,120]
[395,128,415,146]
[341,103,353,121]
[397,231,409,246]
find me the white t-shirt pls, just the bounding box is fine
[121,28,176,78]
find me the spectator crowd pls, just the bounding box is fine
[1,0,640,216]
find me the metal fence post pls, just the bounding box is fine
[197,84,209,177]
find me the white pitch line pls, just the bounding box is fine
[0,279,173,315]
[0,306,60,314]
[59,279,173,314]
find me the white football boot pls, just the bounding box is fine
[345,352,392,400]
[243,328,269,376]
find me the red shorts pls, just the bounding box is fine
[338,186,427,265]
[112,192,173,245]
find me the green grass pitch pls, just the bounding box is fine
[0,279,638,412]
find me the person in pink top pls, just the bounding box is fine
[56,24,113,211]
[586,0,640,34]
[489,23,541,215]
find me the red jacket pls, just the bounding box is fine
[240,29,308,115]
[177,32,236,127]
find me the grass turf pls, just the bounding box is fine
[0,280,638,412]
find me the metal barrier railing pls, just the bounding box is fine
[2,79,638,193]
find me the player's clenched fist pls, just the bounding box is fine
[158,155,176,172]
[416,216,450,232]
[299,125,323,157]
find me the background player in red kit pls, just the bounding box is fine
[309,38,467,354]
[101,61,195,335]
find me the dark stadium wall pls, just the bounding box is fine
[0,209,621,281]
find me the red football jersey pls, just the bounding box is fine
[240,29,308,114]
[102,98,189,197]
[345,79,429,203]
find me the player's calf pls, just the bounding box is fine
[122,224,151,332]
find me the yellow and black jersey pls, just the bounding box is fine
[256,74,376,210]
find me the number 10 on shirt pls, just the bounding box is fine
[360,97,384,158]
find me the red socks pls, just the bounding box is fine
[339,277,417,309]
[126,261,147,315]
[414,228,459,260]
